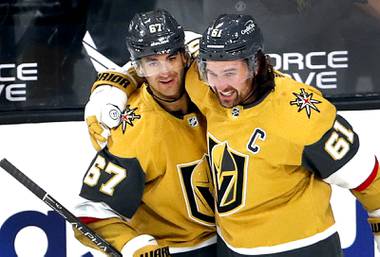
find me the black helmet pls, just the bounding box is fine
[126,9,185,61]
[199,14,264,61]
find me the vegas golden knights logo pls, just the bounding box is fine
[177,155,215,226]
[208,133,248,215]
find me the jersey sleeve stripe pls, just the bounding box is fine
[79,217,103,224]
[354,157,379,192]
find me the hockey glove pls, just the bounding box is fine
[85,84,127,151]
[121,234,171,257]
[184,31,201,58]
[368,209,380,252]
[85,67,147,150]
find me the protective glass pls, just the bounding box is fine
[198,57,255,86]
[133,53,185,77]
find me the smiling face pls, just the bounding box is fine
[205,59,254,108]
[138,51,187,101]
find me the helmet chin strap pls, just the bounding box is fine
[147,85,186,103]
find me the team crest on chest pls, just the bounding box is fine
[120,105,141,133]
[177,155,215,226]
[290,88,321,118]
[207,133,248,216]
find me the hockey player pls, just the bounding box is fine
[82,11,380,257]
[191,14,380,257]
[74,10,216,257]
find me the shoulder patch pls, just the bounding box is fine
[120,105,141,133]
[289,88,321,118]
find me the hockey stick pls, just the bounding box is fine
[0,158,122,257]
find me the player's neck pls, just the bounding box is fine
[147,85,190,114]
[241,83,258,106]
[158,93,190,115]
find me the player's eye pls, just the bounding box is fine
[207,70,217,78]
[168,55,178,62]
[147,61,159,67]
[224,72,235,77]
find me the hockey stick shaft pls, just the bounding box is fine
[0,158,122,257]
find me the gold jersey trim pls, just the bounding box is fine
[217,225,337,255]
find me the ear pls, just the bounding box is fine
[181,50,191,68]
[254,62,259,76]
[254,52,265,76]
[246,55,258,76]
[134,62,145,77]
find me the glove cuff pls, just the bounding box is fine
[121,234,157,256]
[368,217,380,235]
[92,70,138,96]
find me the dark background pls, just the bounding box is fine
[0,0,379,124]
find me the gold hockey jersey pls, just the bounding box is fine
[86,61,380,255]
[184,62,380,255]
[77,84,215,252]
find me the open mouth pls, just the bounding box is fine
[220,90,234,97]
[159,78,174,84]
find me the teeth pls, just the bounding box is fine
[160,78,173,83]
[220,91,233,96]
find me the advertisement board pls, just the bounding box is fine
[0,109,379,256]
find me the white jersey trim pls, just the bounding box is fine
[217,225,337,255]
[368,208,380,218]
[73,199,121,220]
[169,235,216,254]
[323,139,376,189]
[121,234,157,256]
